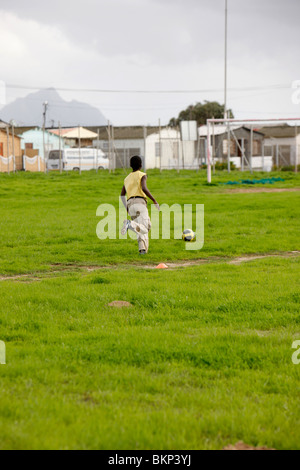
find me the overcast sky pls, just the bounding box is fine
[0,0,300,126]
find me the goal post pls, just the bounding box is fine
[206,117,300,183]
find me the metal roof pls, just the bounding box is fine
[199,125,265,137]
[87,126,160,140]
[50,127,99,139]
[0,119,9,129]
[48,128,74,136]
[258,125,300,138]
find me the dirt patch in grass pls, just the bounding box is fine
[223,441,275,450]
[1,251,299,281]
[107,301,133,308]
[80,393,99,405]
[228,251,300,265]
[0,274,41,282]
[145,251,300,269]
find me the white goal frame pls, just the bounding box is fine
[206,118,300,183]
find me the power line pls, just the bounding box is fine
[5,83,291,94]
[5,87,289,109]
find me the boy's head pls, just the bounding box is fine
[130,155,142,171]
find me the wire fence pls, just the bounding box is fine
[205,118,300,182]
[1,121,299,174]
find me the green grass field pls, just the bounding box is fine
[0,169,299,450]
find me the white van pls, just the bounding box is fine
[47,148,109,171]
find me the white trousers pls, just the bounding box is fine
[127,198,151,252]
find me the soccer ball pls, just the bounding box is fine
[182,229,195,242]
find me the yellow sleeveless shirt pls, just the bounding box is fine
[124,170,147,201]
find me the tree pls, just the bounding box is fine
[169,101,234,127]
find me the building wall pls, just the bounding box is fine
[20,128,68,159]
[215,128,264,161]
[145,129,197,169]
[0,129,22,158]
[0,129,22,171]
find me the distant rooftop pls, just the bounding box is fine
[0,119,9,129]
[257,124,300,138]
[86,126,161,140]
[49,127,98,139]
[199,125,265,137]
[48,128,74,136]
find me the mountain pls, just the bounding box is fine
[0,88,108,127]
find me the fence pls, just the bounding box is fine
[23,155,46,172]
[263,143,300,168]
[93,125,200,171]
[205,118,300,182]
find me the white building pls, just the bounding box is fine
[145,128,197,170]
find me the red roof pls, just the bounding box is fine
[48,128,74,136]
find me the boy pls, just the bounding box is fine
[120,156,159,255]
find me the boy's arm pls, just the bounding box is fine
[141,175,159,210]
[120,185,128,212]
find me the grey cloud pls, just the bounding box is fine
[2,0,300,67]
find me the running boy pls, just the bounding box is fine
[120,156,159,255]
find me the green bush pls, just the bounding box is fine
[215,161,237,171]
[280,165,300,172]
[201,161,236,171]
[281,165,295,172]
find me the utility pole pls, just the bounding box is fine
[43,101,48,173]
[10,120,16,173]
[227,124,231,173]
[159,119,162,172]
[224,0,228,120]
[224,0,230,174]
[59,121,62,174]
[107,120,111,173]
[6,124,10,175]
[96,128,100,174]
[212,118,216,174]
[250,125,253,174]
[295,125,298,174]
[112,125,115,172]
[177,126,180,174]
[78,125,81,175]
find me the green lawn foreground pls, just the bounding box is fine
[0,170,299,450]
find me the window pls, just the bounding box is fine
[48,151,63,160]
[128,148,140,157]
[223,139,236,156]
[253,140,261,156]
[0,143,3,156]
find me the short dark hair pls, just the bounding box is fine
[130,155,142,171]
